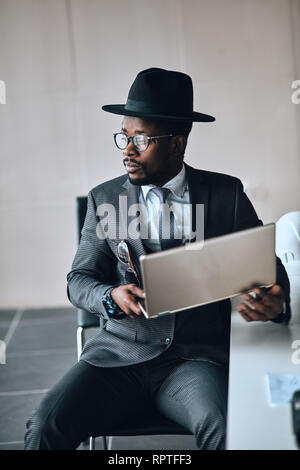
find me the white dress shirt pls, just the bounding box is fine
[138,164,192,252]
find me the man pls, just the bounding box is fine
[24,68,290,450]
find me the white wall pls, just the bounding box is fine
[0,0,299,308]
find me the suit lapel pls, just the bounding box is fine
[184,163,209,239]
[117,177,146,281]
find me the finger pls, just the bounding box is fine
[238,303,268,322]
[126,294,143,316]
[251,287,270,300]
[125,309,139,319]
[121,294,141,317]
[253,285,283,301]
[241,295,270,314]
[252,287,284,315]
[237,306,254,322]
[248,288,275,309]
[245,296,283,319]
[128,284,146,299]
[264,284,282,296]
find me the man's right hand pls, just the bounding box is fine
[111,284,146,319]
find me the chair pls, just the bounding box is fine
[75,196,193,450]
[276,211,300,324]
[276,211,300,263]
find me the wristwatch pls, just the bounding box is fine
[102,287,126,319]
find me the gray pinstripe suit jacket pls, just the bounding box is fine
[66,163,291,368]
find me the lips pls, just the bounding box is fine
[125,163,143,173]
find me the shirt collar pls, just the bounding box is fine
[141,164,187,200]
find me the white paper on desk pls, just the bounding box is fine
[266,373,300,406]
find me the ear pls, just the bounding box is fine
[171,135,187,157]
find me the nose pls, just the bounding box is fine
[123,137,139,157]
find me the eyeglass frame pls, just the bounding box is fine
[113,132,173,152]
[116,240,140,287]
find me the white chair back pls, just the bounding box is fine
[276,211,300,324]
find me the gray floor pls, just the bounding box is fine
[0,307,197,450]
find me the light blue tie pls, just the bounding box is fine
[150,187,182,250]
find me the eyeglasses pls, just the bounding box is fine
[113,133,173,152]
[116,240,140,287]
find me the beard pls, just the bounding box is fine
[128,174,151,186]
[124,160,173,187]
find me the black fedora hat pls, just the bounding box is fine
[102,68,215,122]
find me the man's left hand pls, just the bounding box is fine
[237,284,285,322]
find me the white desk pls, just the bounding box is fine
[226,303,300,450]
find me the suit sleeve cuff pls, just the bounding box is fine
[271,300,289,324]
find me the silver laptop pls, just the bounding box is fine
[138,223,276,319]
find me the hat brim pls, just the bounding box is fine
[101,105,215,122]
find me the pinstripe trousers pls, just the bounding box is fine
[24,347,228,450]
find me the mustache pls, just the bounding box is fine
[123,159,144,167]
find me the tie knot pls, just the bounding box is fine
[150,187,171,204]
